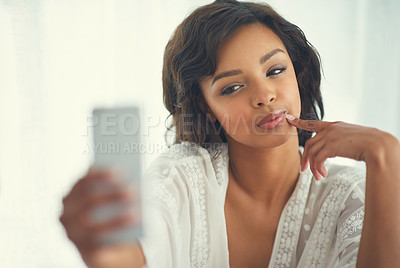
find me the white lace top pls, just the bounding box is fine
[140,142,365,268]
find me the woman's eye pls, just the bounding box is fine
[221,85,242,96]
[267,67,286,77]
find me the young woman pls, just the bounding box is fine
[60,1,400,267]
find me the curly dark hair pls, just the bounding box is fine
[163,0,324,149]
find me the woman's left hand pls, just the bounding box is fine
[286,114,400,267]
[285,114,397,180]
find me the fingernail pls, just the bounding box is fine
[285,114,296,120]
[322,166,328,177]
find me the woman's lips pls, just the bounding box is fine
[257,110,286,130]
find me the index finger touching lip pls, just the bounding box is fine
[285,113,328,133]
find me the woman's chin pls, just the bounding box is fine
[228,127,298,150]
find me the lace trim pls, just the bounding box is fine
[273,172,311,267]
[183,156,209,268]
[157,143,210,267]
[158,142,217,267]
[208,143,228,185]
[304,180,348,267]
[337,208,364,251]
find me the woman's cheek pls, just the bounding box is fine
[219,112,250,137]
[283,84,301,116]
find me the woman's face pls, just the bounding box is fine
[200,23,301,149]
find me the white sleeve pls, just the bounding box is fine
[139,163,191,268]
[330,179,365,268]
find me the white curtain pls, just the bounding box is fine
[0,0,398,267]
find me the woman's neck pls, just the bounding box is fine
[227,136,301,208]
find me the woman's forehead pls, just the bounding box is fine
[216,24,287,66]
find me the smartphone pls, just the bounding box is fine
[91,106,142,245]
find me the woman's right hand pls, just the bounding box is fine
[59,168,146,268]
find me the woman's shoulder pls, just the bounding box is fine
[145,142,229,184]
[147,142,227,166]
[141,142,229,216]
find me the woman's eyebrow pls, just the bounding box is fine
[211,48,285,85]
[259,48,284,64]
[212,69,242,85]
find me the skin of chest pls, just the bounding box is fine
[224,190,285,268]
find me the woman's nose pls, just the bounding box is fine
[251,84,276,107]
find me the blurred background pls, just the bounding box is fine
[0,0,399,267]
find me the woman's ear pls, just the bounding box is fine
[197,97,217,123]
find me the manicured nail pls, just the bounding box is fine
[285,114,296,120]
